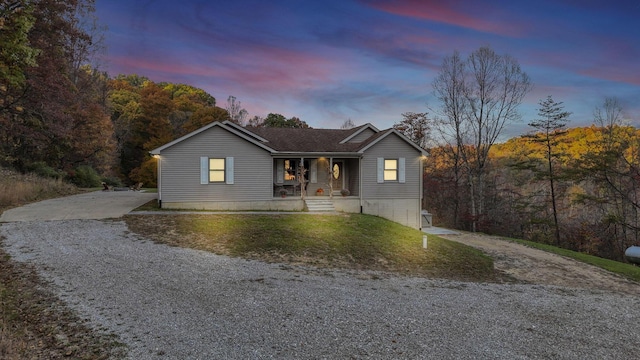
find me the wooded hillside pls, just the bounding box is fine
[425,126,640,261]
[0,1,311,188]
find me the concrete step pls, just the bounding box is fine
[305,198,336,212]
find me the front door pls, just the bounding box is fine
[331,161,343,192]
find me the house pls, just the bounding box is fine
[149,121,427,229]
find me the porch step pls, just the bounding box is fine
[304,198,336,212]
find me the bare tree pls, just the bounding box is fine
[432,51,468,229]
[225,95,248,125]
[587,98,640,245]
[246,115,264,127]
[393,112,433,149]
[432,46,532,232]
[594,97,626,149]
[340,118,355,129]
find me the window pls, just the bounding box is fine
[377,157,405,184]
[201,157,234,185]
[384,159,397,181]
[209,158,225,182]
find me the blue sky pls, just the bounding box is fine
[95,0,640,138]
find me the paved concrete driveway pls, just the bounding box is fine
[0,190,157,222]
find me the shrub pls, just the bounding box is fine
[0,167,78,209]
[25,162,64,179]
[70,165,102,188]
[129,157,157,188]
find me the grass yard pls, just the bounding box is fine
[124,212,504,282]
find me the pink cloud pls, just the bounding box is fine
[108,42,351,94]
[363,0,526,37]
[577,37,640,86]
[107,56,227,79]
[580,68,640,87]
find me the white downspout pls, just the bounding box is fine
[156,155,162,207]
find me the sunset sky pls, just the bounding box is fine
[95,0,640,138]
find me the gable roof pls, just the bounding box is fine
[339,123,379,144]
[357,129,428,155]
[149,121,276,155]
[150,121,426,156]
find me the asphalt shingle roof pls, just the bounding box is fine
[244,125,389,153]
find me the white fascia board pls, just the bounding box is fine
[357,129,427,155]
[339,123,380,144]
[150,122,275,155]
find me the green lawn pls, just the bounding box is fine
[125,213,502,282]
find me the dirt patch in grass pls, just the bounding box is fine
[0,248,126,359]
[124,213,513,283]
[441,232,640,295]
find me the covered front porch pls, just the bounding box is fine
[271,156,360,198]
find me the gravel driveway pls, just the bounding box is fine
[2,217,640,359]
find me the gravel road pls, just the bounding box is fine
[2,219,640,359]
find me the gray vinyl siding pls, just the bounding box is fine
[346,158,359,196]
[348,128,376,143]
[361,134,421,199]
[160,126,272,202]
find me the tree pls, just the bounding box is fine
[182,106,229,133]
[122,81,174,184]
[247,115,264,127]
[108,77,142,172]
[225,95,248,125]
[287,116,310,129]
[575,98,640,257]
[393,112,432,148]
[340,118,355,129]
[0,0,112,173]
[432,51,467,229]
[526,95,571,245]
[432,46,532,232]
[163,83,217,136]
[262,113,310,128]
[0,0,39,90]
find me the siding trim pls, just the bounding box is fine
[226,157,234,184]
[200,157,208,184]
